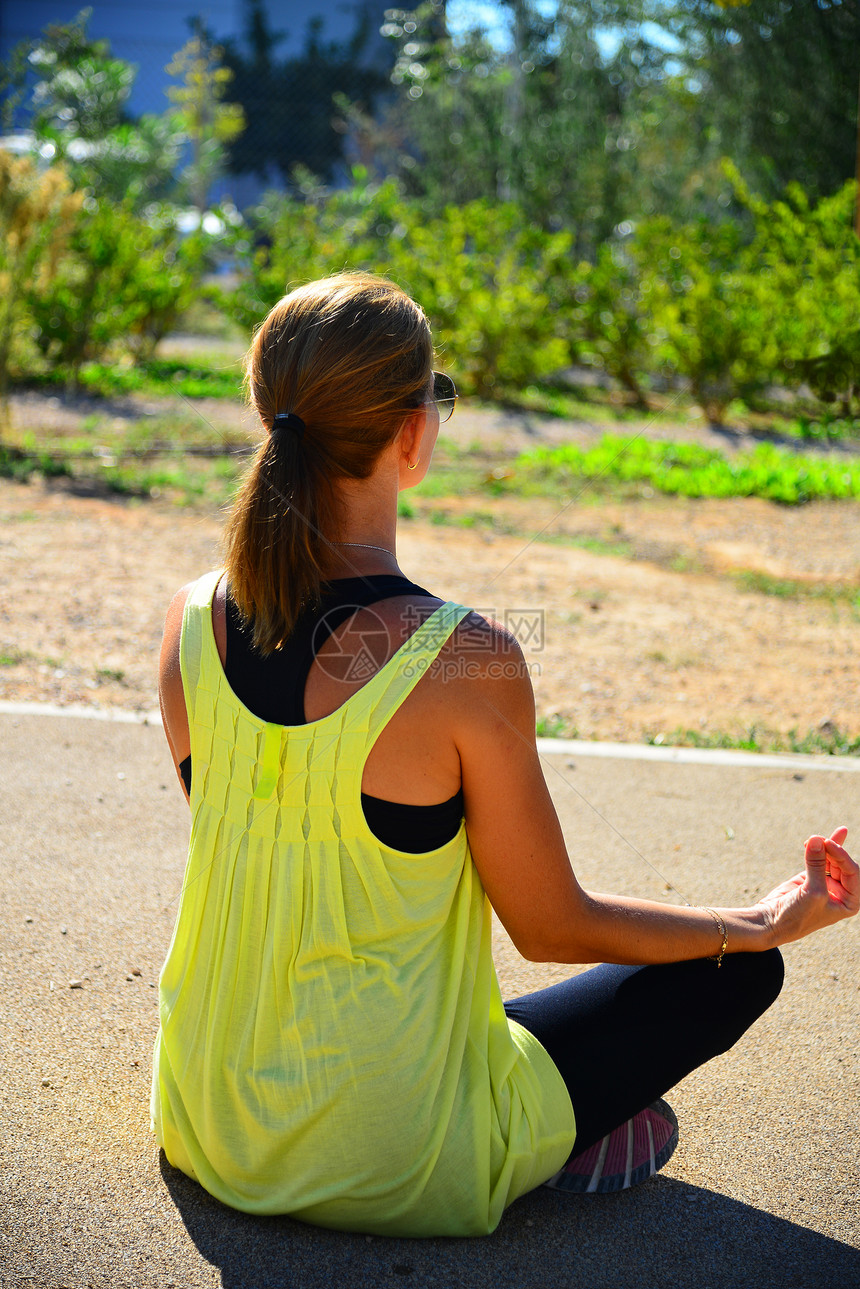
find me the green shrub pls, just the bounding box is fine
[566,241,662,407]
[629,216,781,425]
[26,198,209,379]
[0,150,82,428]
[736,176,860,417]
[220,174,572,397]
[390,200,571,397]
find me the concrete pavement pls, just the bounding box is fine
[1,710,858,1289]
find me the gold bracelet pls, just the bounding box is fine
[699,907,728,967]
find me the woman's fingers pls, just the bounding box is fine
[804,835,830,894]
[823,834,859,913]
[760,829,858,945]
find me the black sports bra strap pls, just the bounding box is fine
[304,576,434,659]
[225,575,435,728]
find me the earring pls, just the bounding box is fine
[407,458,420,471]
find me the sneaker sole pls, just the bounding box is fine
[545,1099,679,1195]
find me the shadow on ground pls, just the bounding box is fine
[161,1154,860,1289]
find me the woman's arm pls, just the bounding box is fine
[158,584,193,804]
[450,624,857,965]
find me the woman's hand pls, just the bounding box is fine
[755,827,859,948]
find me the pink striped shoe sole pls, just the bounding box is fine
[544,1099,679,1194]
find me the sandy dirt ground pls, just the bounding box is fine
[1,465,858,746]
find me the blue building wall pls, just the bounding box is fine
[0,1,392,204]
[0,1,389,118]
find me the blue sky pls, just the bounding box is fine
[446,1,555,48]
[445,2,683,59]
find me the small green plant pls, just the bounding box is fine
[788,724,860,757]
[0,444,73,481]
[649,728,766,751]
[786,415,860,443]
[96,666,126,683]
[536,715,570,738]
[730,571,860,603]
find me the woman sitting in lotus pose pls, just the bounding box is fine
[152,272,857,1236]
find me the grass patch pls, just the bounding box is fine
[7,358,859,513]
[536,715,572,738]
[0,445,73,483]
[731,571,860,603]
[566,533,633,559]
[774,414,860,444]
[650,727,767,752]
[96,453,242,505]
[410,459,493,499]
[78,357,244,401]
[512,436,860,505]
[25,354,244,402]
[789,726,860,756]
[500,376,701,426]
[648,725,860,756]
[3,410,254,506]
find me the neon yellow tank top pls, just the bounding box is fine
[151,571,574,1236]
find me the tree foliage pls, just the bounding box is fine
[0,152,82,428]
[221,163,860,420]
[376,2,642,247]
[0,12,225,399]
[373,0,858,244]
[220,171,571,396]
[657,0,860,201]
[166,36,246,210]
[2,9,184,207]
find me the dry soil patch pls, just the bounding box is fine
[1,475,857,746]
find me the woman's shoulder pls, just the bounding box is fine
[393,599,532,714]
[165,569,223,616]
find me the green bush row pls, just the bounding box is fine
[222,168,860,424]
[3,155,859,433]
[218,174,570,399]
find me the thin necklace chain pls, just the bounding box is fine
[333,541,396,557]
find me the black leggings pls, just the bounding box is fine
[504,948,784,1155]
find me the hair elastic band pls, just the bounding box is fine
[271,411,305,440]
